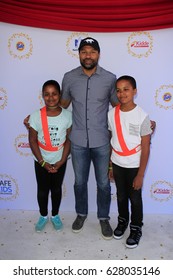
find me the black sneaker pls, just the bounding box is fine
[72,215,87,233]
[113,217,128,240]
[100,220,113,240]
[126,225,142,249]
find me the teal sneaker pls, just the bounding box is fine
[51,215,63,231]
[35,216,48,232]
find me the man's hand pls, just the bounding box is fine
[23,115,30,130]
[150,120,156,134]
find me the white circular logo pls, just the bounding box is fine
[127,31,153,58]
[8,33,33,59]
[66,32,89,58]
[155,85,173,110]
[14,134,32,157]
[0,174,19,201]
[150,180,173,202]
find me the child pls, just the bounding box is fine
[108,75,152,248]
[28,80,72,232]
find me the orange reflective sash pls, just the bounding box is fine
[112,105,141,156]
[38,106,64,152]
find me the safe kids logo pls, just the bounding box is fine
[0,87,8,110]
[66,32,88,58]
[8,33,33,59]
[155,84,173,110]
[150,180,173,202]
[0,174,19,201]
[127,31,153,58]
[14,134,32,157]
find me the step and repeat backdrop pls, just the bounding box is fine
[0,22,173,214]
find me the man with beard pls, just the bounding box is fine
[60,37,118,240]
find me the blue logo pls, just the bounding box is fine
[163,92,172,102]
[16,41,25,51]
[0,174,19,201]
[0,182,12,195]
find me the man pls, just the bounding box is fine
[60,37,118,240]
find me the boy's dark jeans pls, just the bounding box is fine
[112,163,143,227]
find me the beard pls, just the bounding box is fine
[80,59,98,70]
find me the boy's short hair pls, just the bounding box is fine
[116,75,137,89]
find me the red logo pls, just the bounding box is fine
[18,142,30,148]
[131,41,149,48]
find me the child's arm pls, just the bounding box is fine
[23,115,30,129]
[29,127,43,163]
[133,134,151,190]
[108,131,114,182]
[53,126,72,171]
[29,127,53,172]
[150,120,156,134]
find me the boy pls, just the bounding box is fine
[108,75,152,248]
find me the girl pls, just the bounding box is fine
[29,80,72,232]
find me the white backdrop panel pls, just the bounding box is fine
[0,22,173,214]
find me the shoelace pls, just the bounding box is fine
[129,230,141,241]
[117,223,126,230]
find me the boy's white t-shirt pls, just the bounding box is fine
[108,105,152,168]
[29,107,72,164]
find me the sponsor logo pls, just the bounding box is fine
[0,88,8,110]
[8,33,33,59]
[150,180,173,202]
[130,41,149,48]
[155,85,173,109]
[0,174,19,201]
[14,134,32,157]
[163,92,172,102]
[127,31,153,58]
[66,32,88,58]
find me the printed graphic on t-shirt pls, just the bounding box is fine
[129,123,140,136]
[41,125,60,146]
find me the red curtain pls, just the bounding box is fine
[0,0,173,32]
